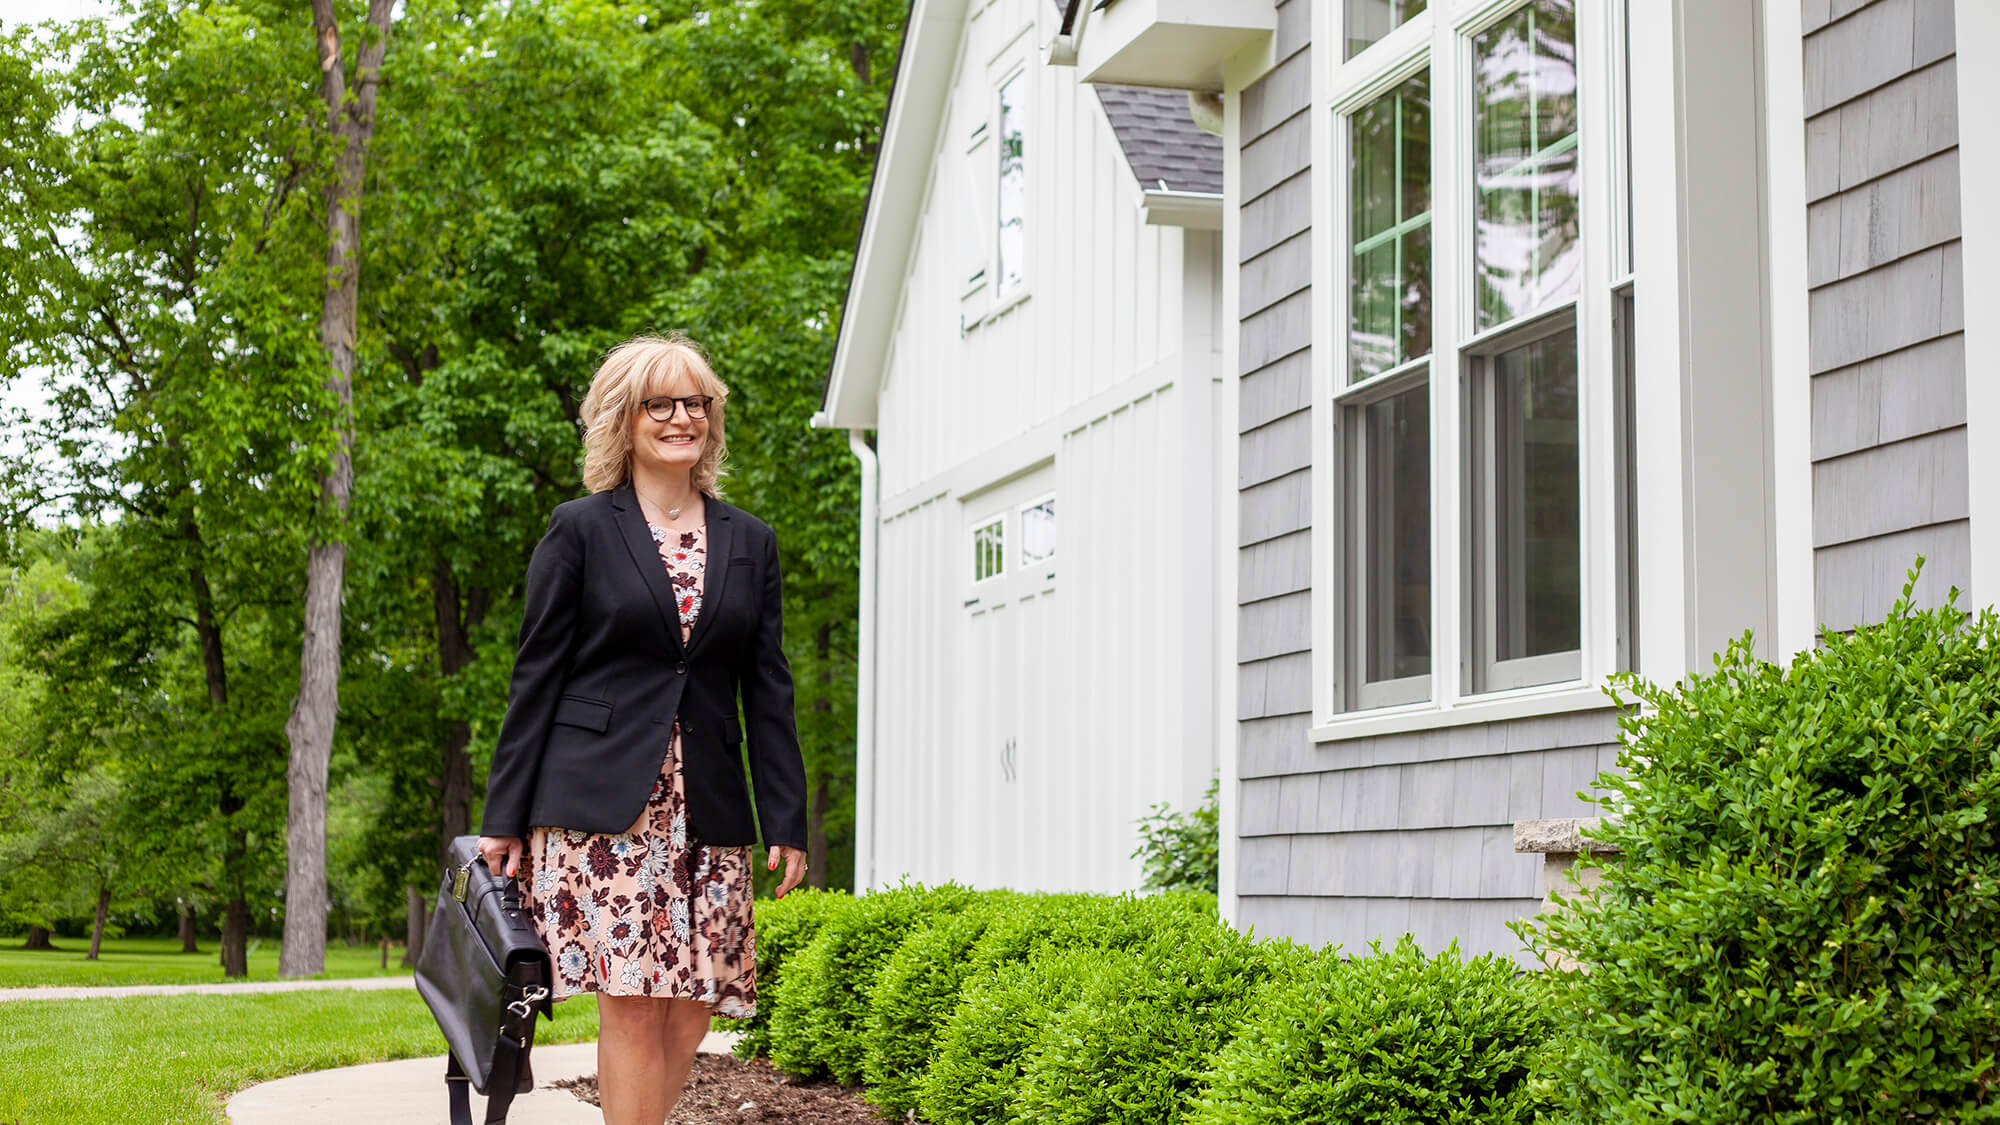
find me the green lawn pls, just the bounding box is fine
[0,938,410,989]
[0,988,603,1125]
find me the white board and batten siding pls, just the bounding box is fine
[864,0,1225,894]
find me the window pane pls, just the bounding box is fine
[1349,70,1431,382]
[996,72,1027,300]
[1364,384,1430,682]
[974,519,1005,582]
[1492,329,1579,660]
[1020,498,1055,563]
[1472,0,1579,329]
[1345,0,1427,59]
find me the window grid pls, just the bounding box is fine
[1326,0,1624,719]
[972,518,1005,583]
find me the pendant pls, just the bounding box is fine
[667,507,682,519]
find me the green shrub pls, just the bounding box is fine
[1014,920,1305,1125]
[962,887,1217,975]
[918,942,1137,1125]
[767,881,977,1083]
[1190,937,1557,1125]
[1524,574,2000,1120]
[734,887,853,1059]
[861,890,1022,1118]
[1132,775,1221,893]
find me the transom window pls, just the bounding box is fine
[972,518,1005,583]
[1329,0,1632,717]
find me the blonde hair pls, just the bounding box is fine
[578,333,729,496]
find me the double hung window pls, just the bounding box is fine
[1329,0,1632,718]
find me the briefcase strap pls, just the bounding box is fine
[444,980,546,1125]
[446,1038,528,1125]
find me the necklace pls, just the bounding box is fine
[667,507,682,519]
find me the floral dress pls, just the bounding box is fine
[515,522,758,1015]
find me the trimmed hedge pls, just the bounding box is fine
[1013,920,1306,1125]
[1525,576,2000,1120]
[1190,937,1557,1124]
[734,887,850,1060]
[917,942,1137,1125]
[767,881,977,1084]
[860,891,1022,1118]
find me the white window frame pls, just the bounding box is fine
[970,514,1007,586]
[962,27,1037,334]
[1018,492,1056,566]
[1311,0,1633,738]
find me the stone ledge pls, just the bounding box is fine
[1513,817,1618,855]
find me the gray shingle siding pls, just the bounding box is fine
[1800,0,1968,630]
[1234,712,1622,958]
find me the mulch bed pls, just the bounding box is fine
[554,1053,904,1124]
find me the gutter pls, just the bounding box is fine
[1047,0,1091,66]
[832,422,879,895]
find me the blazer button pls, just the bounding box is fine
[675,661,688,675]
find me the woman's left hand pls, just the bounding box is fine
[767,845,808,898]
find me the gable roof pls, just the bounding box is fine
[814,0,1222,429]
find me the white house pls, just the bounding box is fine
[812,0,1231,894]
[822,0,2000,963]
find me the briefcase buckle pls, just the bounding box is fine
[508,986,550,1019]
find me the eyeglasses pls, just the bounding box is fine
[639,394,713,422]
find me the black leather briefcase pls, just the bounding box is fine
[414,835,555,1125]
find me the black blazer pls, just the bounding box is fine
[478,482,808,849]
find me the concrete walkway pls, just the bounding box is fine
[0,975,415,1002]
[226,1032,743,1124]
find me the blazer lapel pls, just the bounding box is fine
[683,494,734,659]
[610,482,686,657]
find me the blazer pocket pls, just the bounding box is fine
[552,694,612,732]
[723,714,743,744]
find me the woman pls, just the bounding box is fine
[476,333,809,1125]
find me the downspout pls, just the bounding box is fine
[845,428,880,895]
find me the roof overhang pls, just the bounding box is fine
[1071,0,1273,91]
[817,0,971,431]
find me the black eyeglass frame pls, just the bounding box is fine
[639,394,714,422]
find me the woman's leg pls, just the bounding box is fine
[594,994,714,1125]
[657,998,713,1109]
[596,994,672,1125]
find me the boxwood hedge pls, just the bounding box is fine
[733,886,849,1059]
[1013,919,1306,1125]
[860,891,1022,1118]
[1525,575,2000,1121]
[1190,937,1557,1124]
[767,881,977,1084]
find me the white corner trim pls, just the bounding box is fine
[1763,0,1817,656]
[1956,0,2000,614]
[1308,684,1619,743]
[1216,52,1246,931]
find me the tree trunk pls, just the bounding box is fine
[23,926,52,951]
[284,0,394,979]
[807,779,830,890]
[807,621,832,888]
[402,884,427,967]
[432,560,487,864]
[179,903,199,953]
[221,891,248,977]
[87,884,110,960]
[220,782,250,978]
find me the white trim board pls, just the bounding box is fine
[1956,0,2000,612]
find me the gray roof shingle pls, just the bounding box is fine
[1091,84,1225,195]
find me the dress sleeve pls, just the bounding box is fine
[739,523,810,850]
[480,504,582,838]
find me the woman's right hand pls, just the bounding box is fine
[478,835,524,879]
